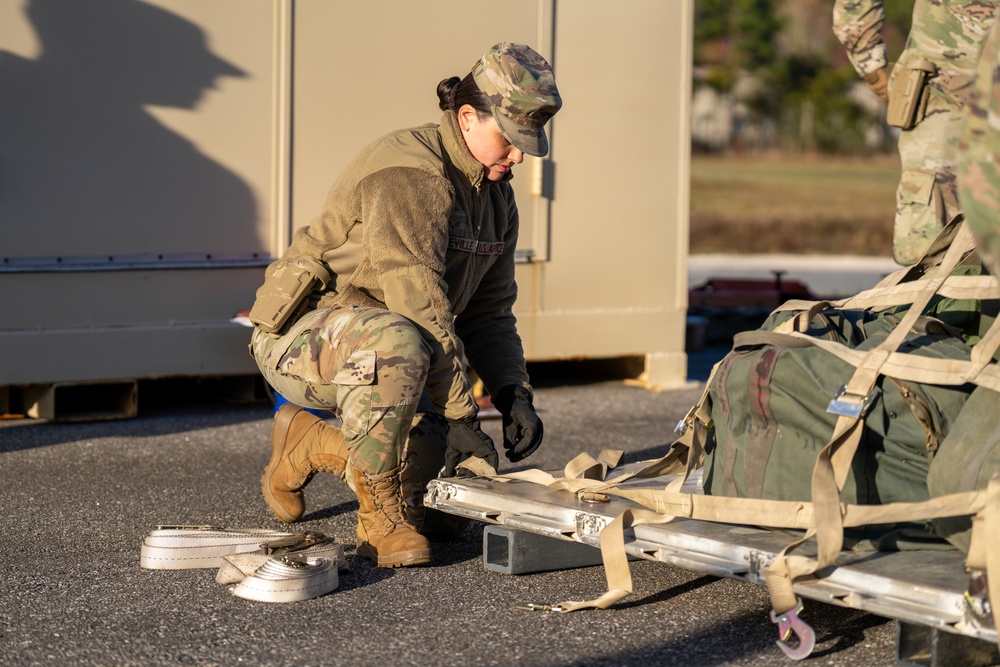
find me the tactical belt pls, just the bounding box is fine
[140,526,346,602]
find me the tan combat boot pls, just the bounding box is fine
[261,404,349,523]
[352,462,431,567]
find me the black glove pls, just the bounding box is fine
[444,417,499,477]
[490,385,544,463]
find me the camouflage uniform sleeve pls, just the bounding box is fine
[358,165,479,421]
[456,185,531,398]
[832,0,888,77]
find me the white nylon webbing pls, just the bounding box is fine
[140,526,346,603]
[228,556,340,603]
[140,527,296,570]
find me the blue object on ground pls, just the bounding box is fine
[272,391,328,417]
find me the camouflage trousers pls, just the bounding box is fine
[959,18,1000,278]
[251,305,448,482]
[894,105,963,266]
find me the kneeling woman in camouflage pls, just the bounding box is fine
[248,42,560,568]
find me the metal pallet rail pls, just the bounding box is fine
[426,465,998,655]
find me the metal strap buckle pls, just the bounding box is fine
[514,603,557,612]
[826,385,880,419]
[674,405,699,435]
[278,555,308,569]
[263,531,327,555]
[964,568,994,625]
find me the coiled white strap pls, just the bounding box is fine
[216,538,346,584]
[228,556,340,603]
[141,526,347,603]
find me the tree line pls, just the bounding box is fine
[694,0,915,154]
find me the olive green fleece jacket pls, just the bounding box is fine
[262,111,529,420]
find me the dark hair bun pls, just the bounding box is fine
[436,76,461,111]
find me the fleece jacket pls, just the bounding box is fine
[261,111,530,419]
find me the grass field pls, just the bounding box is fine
[689,152,901,255]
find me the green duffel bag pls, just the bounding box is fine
[703,309,976,548]
[926,384,1000,552]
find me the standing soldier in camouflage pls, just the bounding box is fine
[248,42,559,568]
[959,16,1000,276]
[833,0,998,265]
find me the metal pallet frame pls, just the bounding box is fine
[426,467,998,659]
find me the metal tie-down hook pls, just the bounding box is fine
[770,598,816,660]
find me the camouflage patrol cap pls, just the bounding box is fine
[471,42,562,157]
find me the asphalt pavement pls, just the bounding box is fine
[0,251,920,667]
[0,352,911,667]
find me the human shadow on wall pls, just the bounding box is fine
[0,0,260,259]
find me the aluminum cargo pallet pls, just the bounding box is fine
[425,465,997,650]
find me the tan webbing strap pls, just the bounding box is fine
[836,274,997,311]
[544,483,988,614]
[472,222,997,632]
[802,338,992,385]
[458,451,629,495]
[584,406,704,492]
[766,222,977,616]
[750,223,995,619]
[967,517,987,573]
[770,298,833,315]
[564,449,624,480]
[642,375,713,480]
[771,274,999,317]
[986,478,999,617]
[965,475,1000,619]
[555,223,981,617]
[464,455,990,616]
[733,329,830,350]
[216,540,347,584]
[597,483,986,532]
[766,215,986,321]
[771,301,835,335]
[967,315,1000,382]
[557,366,717,497]
[730,330,1000,392]
[453,379,718,615]
[552,508,676,612]
[607,488,815,528]
[216,534,348,602]
[726,225,978,615]
[765,216,975,320]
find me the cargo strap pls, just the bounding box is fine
[219,553,342,603]
[455,217,1000,659]
[720,219,1000,633]
[458,458,997,605]
[141,526,346,602]
[140,526,296,569]
[758,219,977,625]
